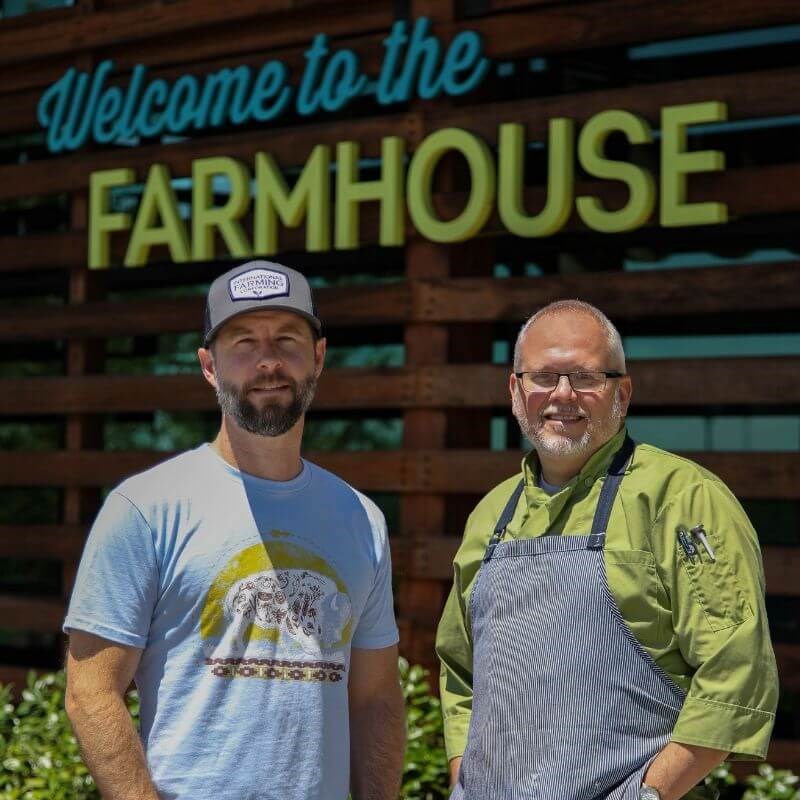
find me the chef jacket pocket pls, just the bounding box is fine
[677,527,753,632]
[605,549,661,653]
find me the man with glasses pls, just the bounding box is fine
[436,300,778,800]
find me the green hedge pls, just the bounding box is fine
[1,665,796,800]
[0,660,448,800]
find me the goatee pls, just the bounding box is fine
[512,388,624,456]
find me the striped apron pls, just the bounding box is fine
[453,436,687,800]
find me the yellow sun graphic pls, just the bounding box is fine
[200,539,352,648]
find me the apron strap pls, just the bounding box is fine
[483,479,525,562]
[589,434,636,547]
[483,434,637,559]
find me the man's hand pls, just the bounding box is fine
[643,741,728,800]
[65,631,160,800]
[449,756,462,787]
[348,645,406,800]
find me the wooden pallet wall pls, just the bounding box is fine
[0,0,798,769]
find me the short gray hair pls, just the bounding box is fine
[512,299,626,372]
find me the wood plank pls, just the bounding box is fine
[0,665,36,694]
[1,259,798,334]
[1,449,798,498]
[774,643,800,694]
[0,356,798,414]
[730,740,800,777]
[458,0,800,59]
[0,595,64,633]
[0,231,86,272]
[763,548,800,597]
[479,0,583,11]
[0,0,391,67]
[0,281,410,334]
[1,0,797,70]
[0,5,393,95]
[413,261,800,323]
[0,525,86,560]
[391,536,460,581]
[61,193,105,603]
[427,65,800,145]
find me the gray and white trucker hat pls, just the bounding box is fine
[203,260,322,345]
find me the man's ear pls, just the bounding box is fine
[509,371,519,404]
[618,375,633,416]
[197,346,218,390]
[314,337,327,379]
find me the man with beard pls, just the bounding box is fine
[436,300,778,800]
[63,261,405,800]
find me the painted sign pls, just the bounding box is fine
[37,17,489,154]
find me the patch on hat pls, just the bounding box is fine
[228,268,289,301]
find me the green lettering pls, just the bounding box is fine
[254,145,331,255]
[576,110,655,233]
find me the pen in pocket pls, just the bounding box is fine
[677,526,698,561]
[690,523,716,562]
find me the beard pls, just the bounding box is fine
[512,387,624,458]
[215,372,317,437]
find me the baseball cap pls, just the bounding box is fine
[203,260,322,346]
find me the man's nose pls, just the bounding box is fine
[549,374,576,400]
[255,341,283,369]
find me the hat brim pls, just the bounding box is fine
[204,304,323,346]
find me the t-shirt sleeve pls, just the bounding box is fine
[351,500,399,650]
[63,490,159,649]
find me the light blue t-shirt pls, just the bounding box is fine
[64,444,399,800]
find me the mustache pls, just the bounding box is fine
[540,407,588,418]
[242,375,296,392]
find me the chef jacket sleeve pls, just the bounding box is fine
[652,478,779,759]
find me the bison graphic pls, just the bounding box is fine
[213,568,352,656]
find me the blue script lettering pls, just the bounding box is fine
[37,17,491,153]
[38,67,76,153]
[247,62,293,122]
[297,34,329,116]
[134,78,169,138]
[376,18,488,104]
[165,75,200,132]
[93,85,123,144]
[196,66,252,128]
[320,50,368,112]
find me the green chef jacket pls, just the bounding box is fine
[436,428,779,764]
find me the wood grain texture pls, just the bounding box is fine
[0,356,797,414]
[0,595,65,633]
[1,261,798,333]
[0,525,86,560]
[0,0,796,69]
[1,449,798,498]
[0,0,391,67]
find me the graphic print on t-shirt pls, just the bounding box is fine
[200,537,352,683]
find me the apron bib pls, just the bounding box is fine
[454,436,686,800]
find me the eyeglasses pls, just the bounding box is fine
[515,371,626,393]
